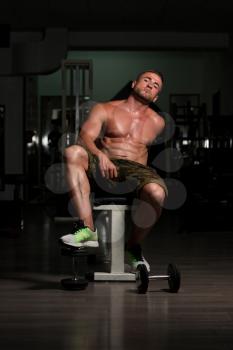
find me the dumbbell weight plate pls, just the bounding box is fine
[136,264,149,294]
[167,263,181,293]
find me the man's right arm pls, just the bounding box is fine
[78,103,106,156]
[78,103,118,178]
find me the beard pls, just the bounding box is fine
[133,86,155,104]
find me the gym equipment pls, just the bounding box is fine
[136,263,181,294]
[93,200,135,281]
[60,245,89,290]
[0,105,5,190]
[60,238,181,294]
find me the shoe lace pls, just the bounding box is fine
[74,227,90,239]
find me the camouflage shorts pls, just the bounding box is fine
[85,148,168,198]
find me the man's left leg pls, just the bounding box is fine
[125,182,166,272]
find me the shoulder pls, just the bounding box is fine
[88,102,109,120]
[148,108,165,129]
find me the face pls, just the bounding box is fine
[132,72,163,104]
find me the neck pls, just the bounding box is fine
[126,95,150,114]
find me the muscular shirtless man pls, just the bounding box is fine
[60,70,168,272]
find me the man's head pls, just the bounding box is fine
[131,70,164,104]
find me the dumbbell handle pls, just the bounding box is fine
[149,275,169,280]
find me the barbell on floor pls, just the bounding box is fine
[136,263,181,294]
[60,243,181,294]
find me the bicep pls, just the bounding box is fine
[79,104,107,140]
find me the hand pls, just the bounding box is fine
[97,152,118,179]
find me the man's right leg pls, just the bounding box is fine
[60,145,99,248]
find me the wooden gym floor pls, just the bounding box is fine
[0,203,233,350]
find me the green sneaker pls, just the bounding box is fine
[125,244,150,273]
[60,221,99,248]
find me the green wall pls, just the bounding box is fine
[38,50,230,115]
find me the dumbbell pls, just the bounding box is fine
[60,245,89,290]
[136,263,181,294]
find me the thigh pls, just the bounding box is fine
[114,160,168,197]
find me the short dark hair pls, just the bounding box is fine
[136,70,164,84]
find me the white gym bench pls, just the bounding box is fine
[93,202,135,281]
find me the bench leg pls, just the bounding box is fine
[94,205,135,281]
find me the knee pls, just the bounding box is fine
[64,145,87,164]
[141,183,166,206]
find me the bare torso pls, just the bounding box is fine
[98,100,164,165]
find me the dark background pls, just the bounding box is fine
[1,0,233,232]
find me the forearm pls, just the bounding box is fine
[78,132,118,179]
[77,133,103,157]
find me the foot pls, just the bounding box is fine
[125,244,150,273]
[59,220,99,248]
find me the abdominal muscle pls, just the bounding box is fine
[100,136,148,165]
